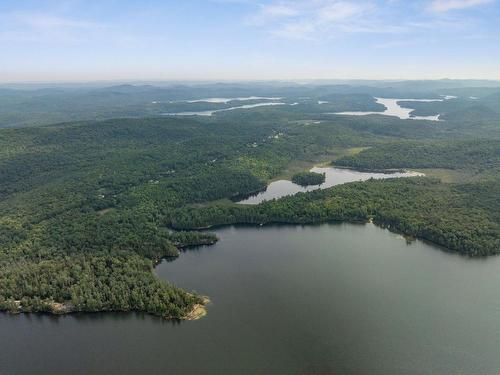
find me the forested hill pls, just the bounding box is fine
[170,177,500,256]
[1,85,499,318]
[334,140,500,172]
[2,81,500,128]
[0,114,381,317]
[167,139,500,257]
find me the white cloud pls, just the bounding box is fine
[317,2,371,22]
[245,0,492,40]
[260,4,299,17]
[428,0,494,12]
[272,21,316,39]
[249,1,382,40]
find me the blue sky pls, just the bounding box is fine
[0,0,499,82]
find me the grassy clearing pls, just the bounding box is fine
[416,169,481,183]
[272,147,368,181]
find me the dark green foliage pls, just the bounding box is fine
[0,252,201,317]
[0,114,363,316]
[171,138,500,256]
[1,82,499,316]
[335,140,500,172]
[170,177,500,256]
[291,171,326,186]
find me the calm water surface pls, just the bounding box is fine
[333,97,448,121]
[2,223,500,375]
[185,96,282,104]
[237,167,423,204]
[163,102,287,116]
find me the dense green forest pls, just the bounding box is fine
[170,177,500,256]
[291,171,326,186]
[335,139,500,172]
[1,81,499,128]
[169,138,500,256]
[1,81,499,318]
[0,114,377,316]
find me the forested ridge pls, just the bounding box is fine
[0,114,379,316]
[1,83,499,317]
[335,139,500,172]
[168,138,500,256]
[170,177,500,256]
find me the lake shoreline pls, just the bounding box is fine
[331,165,409,174]
[235,166,423,204]
[0,294,210,321]
[330,96,451,121]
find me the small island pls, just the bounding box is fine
[291,171,326,186]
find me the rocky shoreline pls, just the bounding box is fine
[1,296,210,320]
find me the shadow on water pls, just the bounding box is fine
[164,219,489,265]
[3,222,500,375]
[230,186,267,202]
[1,309,186,326]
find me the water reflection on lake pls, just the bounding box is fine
[236,167,423,205]
[3,223,500,375]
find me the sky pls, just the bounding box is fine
[0,0,499,82]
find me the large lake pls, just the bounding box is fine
[237,167,423,204]
[1,223,500,375]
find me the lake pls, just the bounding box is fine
[185,96,282,104]
[163,101,287,116]
[332,97,449,121]
[236,167,423,204]
[1,223,500,374]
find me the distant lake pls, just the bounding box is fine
[236,167,423,204]
[161,95,458,119]
[2,223,500,374]
[331,97,456,121]
[184,96,282,104]
[163,102,287,116]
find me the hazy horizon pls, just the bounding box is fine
[2,77,500,85]
[2,78,500,88]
